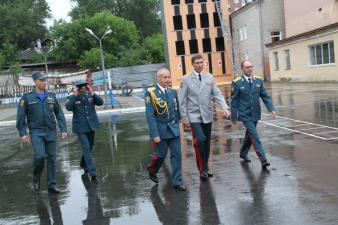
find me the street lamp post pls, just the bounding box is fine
[85,26,112,108]
[34,39,53,88]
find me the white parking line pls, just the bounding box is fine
[260,113,338,140]
[314,130,338,135]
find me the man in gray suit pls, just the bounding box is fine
[179,54,231,181]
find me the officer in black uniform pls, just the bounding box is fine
[16,71,68,193]
[65,80,103,181]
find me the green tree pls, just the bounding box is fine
[143,33,165,64]
[9,62,22,85]
[51,11,140,69]
[117,44,146,67]
[78,48,117,71]
[0,0,50,51]
[70,0,161,38]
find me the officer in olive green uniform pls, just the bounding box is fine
[16,71,68,193]
[65,80,103,181]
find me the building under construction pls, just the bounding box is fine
[161,0,235,88]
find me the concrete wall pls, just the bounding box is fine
[268,30,338,82]
[231,0,285,79]
[284,0,338,37]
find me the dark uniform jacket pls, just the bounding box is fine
[231,75,275,122]
[65,93,103,134]
[145,85,181,139]
[16,89,67,138]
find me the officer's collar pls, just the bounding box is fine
[156,83,168,94]
[32,88,46,98]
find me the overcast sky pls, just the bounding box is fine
[46,0,74,27]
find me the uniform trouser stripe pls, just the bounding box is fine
[191,125,204,172]
[242,121,266,161]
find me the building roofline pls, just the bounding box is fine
[266,22,338,48]
[229,0,258,17]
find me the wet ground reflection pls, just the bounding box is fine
[0,83,338,224]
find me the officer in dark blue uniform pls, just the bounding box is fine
[145,68,186,191]
[65,80,103,181]
[16,71,68,193]
[231,60,276,169]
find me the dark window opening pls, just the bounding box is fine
[173,16,183,30]
[199,0,207,3]
[176,41,185,55]
[200,13,209,28]
[185,0,194,3]
[215,37,225,52]
[172,0,180,5]
[189,40,199,54]
[213,12,221,27]
[202,38,212,53]
[187,14,196,29]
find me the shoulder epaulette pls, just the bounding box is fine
[233,77,241,82]
[254,75,263,80]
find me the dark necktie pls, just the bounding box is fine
[198,73,201,82]
[248,77,252,86]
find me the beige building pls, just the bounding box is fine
[267,0,338,82]
[160,0,234,88]
[267,23,338,82]
[284,0,338,37]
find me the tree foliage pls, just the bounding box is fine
[144,33,165,64]
[51,11,141,69]
[70,0,161,38]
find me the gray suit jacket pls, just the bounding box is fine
[178,72,229,123]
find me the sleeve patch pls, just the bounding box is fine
[20,100,25,107]
[145,96,151,104]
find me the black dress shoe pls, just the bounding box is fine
[262,160,271,169]
[174,185,187,191]
[240,156,252,163]
[90,175,97,182]
[33,178,40,192]
[207,172,213,178]
[48,188,61,194]
[200,172,209,181]
[147,166,158,184]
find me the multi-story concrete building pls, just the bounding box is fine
[228,0,246,13]
[267,0,338,82]
[230,0,285,80]
[161,0,234,88]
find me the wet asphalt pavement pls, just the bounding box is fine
[0,82,338,225]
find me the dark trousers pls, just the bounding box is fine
[240,120,267,162]
[31,133,57,189]
[148,136,183,186]
[190,122,212,173]
[78,131,96,176]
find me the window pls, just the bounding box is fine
[173,16,183,30]
[185,0,194,3]
[215,37,225,52]
[213,12,221,27]
[273,52,279,71]
[270,31,282,43]
[189,39,199,54]
[239,26,247,41]
[200,13,209,28]
[309,41,335,65]
[284,49,290,70]
[243,25,247,40]
[199,0,207,2]
[172,0,180,5]
[202,38,212,53]
[176,41,185,55]
[187,14,196,29]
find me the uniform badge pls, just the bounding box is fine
[256,84,261,88]
[75,101,81,104]
[88,97,93,104]
[20,100,25,107]
[240,86,245,90]
[145,96,151,104]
